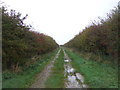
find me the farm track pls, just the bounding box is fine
[63,49,88,88]
[30,49,61,88]
[30,48,88,88]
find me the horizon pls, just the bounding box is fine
[2,0,118,45]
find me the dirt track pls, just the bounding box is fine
[30,49,61,88]
[63,49,88,88]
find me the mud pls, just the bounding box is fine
[30,49,61,88]
[63,49,88,88]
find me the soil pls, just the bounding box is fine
[63,49,88,88]
[30,49,61,88]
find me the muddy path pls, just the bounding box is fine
[63,49,88,88]
[30,49,61,88]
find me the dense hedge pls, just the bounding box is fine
[65,6,119,61]
[2,7,58,71]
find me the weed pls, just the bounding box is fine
[2,49,59,88]
[65,48,118,88]
[45,49,65,88]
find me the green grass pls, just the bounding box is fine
[2,48,59,88]
[64,48,118,88]
[45,49,65,88]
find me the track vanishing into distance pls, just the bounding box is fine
[63,49,88,88]
[30,48,88,88]
[30,49,61,88]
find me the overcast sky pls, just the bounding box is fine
[2,0,119,45]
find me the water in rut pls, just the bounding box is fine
[63,49,88,88]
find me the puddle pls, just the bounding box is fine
[64,59,70,62]
[76,73,84,83]
[63,49,88,88]
[66,75,82,88]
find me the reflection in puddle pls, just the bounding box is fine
[76,73,84,83]
[66,75,81,88]
[64,59,69,62]
[63,49,88,88]
[64,63,83,88]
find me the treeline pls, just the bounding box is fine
[2,7,58,71]
[65,6,119,62]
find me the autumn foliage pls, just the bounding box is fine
[2,7,58,71]
[65,6,119,61]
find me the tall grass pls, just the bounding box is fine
[65,48,118,88]
[2,49,59,88]
[45,49,65,88]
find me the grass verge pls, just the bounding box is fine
[2,48,59,88]
[64,48,118,88]
[45,49,65,88]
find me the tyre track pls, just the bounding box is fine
[30,49,61,88]
[63,49,88,88]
